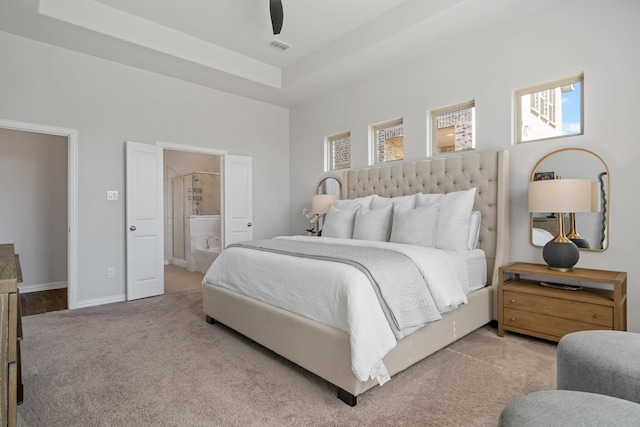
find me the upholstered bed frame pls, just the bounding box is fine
[203,150,510,405]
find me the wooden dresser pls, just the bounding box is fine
[498,262,627,342]
[0,244,21,427]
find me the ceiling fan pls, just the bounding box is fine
[270,0,284,35]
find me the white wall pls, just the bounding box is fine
[0,31,290,306]
[0,128,68,290]
[289,0,640,330]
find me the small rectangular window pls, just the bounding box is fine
[431,101,475,155]
[516,74,583,144]
[371,118,403,164]
[326,132,351,171]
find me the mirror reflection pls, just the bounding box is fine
[530,148,609,251]
[317,176,342,196]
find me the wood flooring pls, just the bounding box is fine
[20,288,67,316]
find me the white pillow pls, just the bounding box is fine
[321,205,358,239]
[389,204,439,247]
[415,193,443,208]
[433,188,477,251]
[468,211,481,250]
[332,195,374,211]
[370,194,417,210]
[352,204,394,241]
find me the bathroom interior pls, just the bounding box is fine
[164,149,222,275]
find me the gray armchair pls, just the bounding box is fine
[499,330,640,426]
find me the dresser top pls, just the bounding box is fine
[0,243,18,292]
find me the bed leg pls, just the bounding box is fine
[337,388,357,406]
[205,315,216,324]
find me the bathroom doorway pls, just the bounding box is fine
[163,149,222,284]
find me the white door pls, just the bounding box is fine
[224,155,253,246]
[126,141,164,300]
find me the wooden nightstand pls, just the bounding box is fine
[498,262,627,342]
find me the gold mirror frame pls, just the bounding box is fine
[316,176,343,196]
[529,148,610,251]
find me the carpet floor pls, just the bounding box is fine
[17,288,557,426]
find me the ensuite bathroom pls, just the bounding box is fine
[164,149,222,275]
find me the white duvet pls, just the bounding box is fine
[203,236,469,384]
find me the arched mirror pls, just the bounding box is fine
[530,148,609,251]
[316,176,342,196]
[309,176,342,236]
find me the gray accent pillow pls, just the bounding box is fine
[389,204,439,246]
[321,205,358,239]
[352,204,394,241]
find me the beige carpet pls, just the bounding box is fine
[17,288,556,426]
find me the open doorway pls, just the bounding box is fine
[162,148,222,293]
[0,119,78,313]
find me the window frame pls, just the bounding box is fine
[515,74,584,144]
[369,118,404,165]
[325,131,351,171]
[430,100,476,156]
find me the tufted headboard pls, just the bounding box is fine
[343,150,510,299]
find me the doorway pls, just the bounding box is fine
[0,119,78,310]
[163,149,222,278]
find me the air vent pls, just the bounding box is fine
[268,39,291,52]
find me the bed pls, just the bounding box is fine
[203,150,510,406]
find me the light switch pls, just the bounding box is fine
[107,190,119,201]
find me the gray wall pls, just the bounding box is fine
[0,30,290,306]
[289,0,640,330]
[0,128,68,290]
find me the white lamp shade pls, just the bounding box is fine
[528,179,592,213]
[311,194,339,215]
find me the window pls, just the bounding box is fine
[516,74,583,143]
[371,118,403,164]
[431,101,475,155]
[326,132,351,171]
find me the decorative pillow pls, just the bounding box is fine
[370,194,417,210]
[352,204,394,241]
[332,195,374,211]
[389,204,439,246]
[321,205,358,239]
[433,188,477,251]
[415,192,443,208]
[468,211,481,250]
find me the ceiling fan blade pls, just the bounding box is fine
[270,0,284,35]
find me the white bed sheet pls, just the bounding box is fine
[203,236,470,384]
[443,249,487,294]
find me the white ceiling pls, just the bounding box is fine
[0,0,560,107]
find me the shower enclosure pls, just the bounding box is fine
[170,172,222,272]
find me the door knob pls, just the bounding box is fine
[129,226,137,231]
[247,222,253,227]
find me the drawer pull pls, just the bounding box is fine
[511,317,517,321]
[594,313,600,318]
[511,299,517,303]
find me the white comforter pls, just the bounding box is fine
[203,236,468,384]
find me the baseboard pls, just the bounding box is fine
[18,281,67,294]
[76,294,126,309]
[170,258,188,268]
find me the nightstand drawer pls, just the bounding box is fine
[503,308,611,339]
[503,290,613,327]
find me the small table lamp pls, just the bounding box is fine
[529,178,592,271]
[311,194,339,233]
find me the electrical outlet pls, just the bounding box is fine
[107,267,116,279]
[107,190,119,201]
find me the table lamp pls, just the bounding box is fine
[311,194,339,233]
[529,178,592,271]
